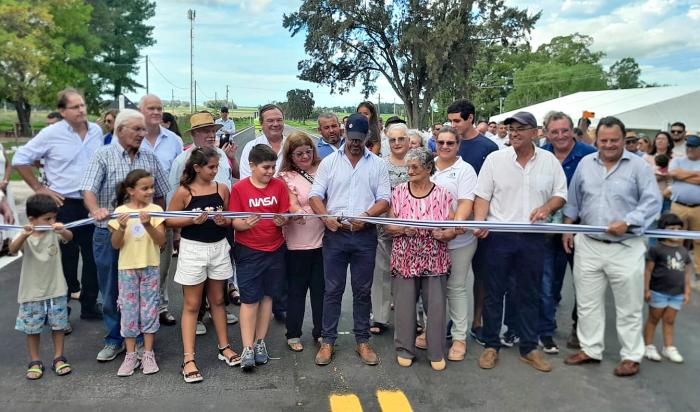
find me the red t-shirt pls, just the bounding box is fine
[229,177,290,252]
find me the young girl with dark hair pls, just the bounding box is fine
[167,147,239,383]
[107,169,166,377]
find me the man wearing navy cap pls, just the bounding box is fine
[473,111,568,373]
[309,113,391,366]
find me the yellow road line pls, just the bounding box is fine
[376,390,413,412]
[329,394,363,412]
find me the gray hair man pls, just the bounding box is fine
[80,108,170,362]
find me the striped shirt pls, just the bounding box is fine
[80,142,169,228]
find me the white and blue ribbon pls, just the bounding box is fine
[5,211,699,240]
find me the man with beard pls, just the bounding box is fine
[316,113,343,158]
[309,113,390,366]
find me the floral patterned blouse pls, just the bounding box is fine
[390,182,453,278]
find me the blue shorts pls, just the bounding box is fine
[234,243,286,304]
[15,296,69,334]
[649,290,684,311]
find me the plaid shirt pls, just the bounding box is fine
[80,142,170,228]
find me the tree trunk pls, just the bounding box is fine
[14,98,32,137]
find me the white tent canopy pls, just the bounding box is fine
[490,86,700,131]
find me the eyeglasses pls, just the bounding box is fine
[388,137,407,144]
[292,149,313,158]
[128,126,147,133]
[670,129,684,134]
[66,103,86,111]
[436,140,456,146]
[508,126,534,134]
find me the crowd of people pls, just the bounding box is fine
[9,89,697,383]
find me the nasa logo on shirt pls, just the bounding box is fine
[449,171,457,179]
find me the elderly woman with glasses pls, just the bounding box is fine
[277,131,326,352]
[385,147,457,371]
[370,123,410,335]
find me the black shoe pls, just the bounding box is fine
[470,326,485,346]
[540,335,559,354]
[159,311,177,326]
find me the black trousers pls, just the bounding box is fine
[57,198,98,315]
[285,248,324,340]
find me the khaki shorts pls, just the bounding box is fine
[174,237,233,286]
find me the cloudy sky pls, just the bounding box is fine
[129,0,700,108]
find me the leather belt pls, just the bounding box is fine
[674,201,699,208]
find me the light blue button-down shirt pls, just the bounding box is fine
[139,126,184,174]
[12,120,103,198]
[564,151,661,241]
[317,138,343,159]
[669,156,700,204]
[309,145,390,216]
[215,118,236,138]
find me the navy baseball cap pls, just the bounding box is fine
[346,113,370,141]
[686,135,700,147]
[504,111,537,128]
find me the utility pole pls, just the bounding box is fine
[171,89,174,110]
[215,92,217,104]
[377,94,381,116]
[188,9,196,113]
[145,55,149,94]
[226,85,229,107]
[194,80,197,111]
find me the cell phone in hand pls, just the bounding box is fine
[219,133,231,148]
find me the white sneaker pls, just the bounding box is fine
[644,345,661,362]
[226,310,239,325]
[662,346,684,363]
[196,321,207,336]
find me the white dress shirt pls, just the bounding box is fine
[475,146,568,223]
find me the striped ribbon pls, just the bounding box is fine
[3,211,699,240]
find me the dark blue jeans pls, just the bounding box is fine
[93,227,122,346]
[538,234,573,337]
[482,233,545,356]
[321,227,377,345]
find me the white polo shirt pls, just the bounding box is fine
[475,146,567,223]
[431,157,478,249]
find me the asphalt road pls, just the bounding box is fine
[0,254,699,412]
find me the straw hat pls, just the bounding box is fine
[186,111,223,133]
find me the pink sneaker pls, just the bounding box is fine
[117,352,141,377]
[141,350,159,375]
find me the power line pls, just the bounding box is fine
[147,57,188,90]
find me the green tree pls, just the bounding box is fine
[535,33,604,66]
[608,57,642,89]
[286,89,315,123]
[87,0,156,101]
[504,62,607,111]
[0,0,95,136]
[205,99,238,111]
[284,0,538,128]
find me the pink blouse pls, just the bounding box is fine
[390,182,452,278]
[278,170,324,250]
